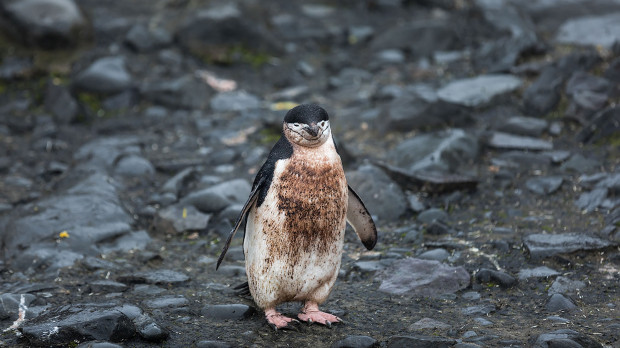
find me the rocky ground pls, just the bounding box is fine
[0,0,619,347]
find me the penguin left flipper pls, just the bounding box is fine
[346,186,377,250]
[216,176,265,269]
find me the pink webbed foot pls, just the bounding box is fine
[265,308,296,330]
[298,302,342,327]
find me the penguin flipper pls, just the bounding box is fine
[346,185,377,250]
[216,176,265,269]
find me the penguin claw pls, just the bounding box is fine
[325,321,332,329]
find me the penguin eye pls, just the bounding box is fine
[319,121,327,127]
[293,123,300,128]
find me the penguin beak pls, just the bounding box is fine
[304,123,320,137]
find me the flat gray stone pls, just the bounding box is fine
[525,176,563,195]
[378,258,470,297]
[417,248,450,261]
[210,91,261,112]
[498,116,549,137]
[437,74,522,107]
[546,294,577,312]
[181,179,250,213]
[524,233,614,260]
[409,317,451,330]
[487,132,553,151]
[201,304,255,320]
[556,12,620,49]
[517,266,560,280]
[534,329,603,348]
[156,204,210,234]
[74,57,132,94]
[548,276,586,295]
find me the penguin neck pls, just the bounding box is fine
[290,136,339,163]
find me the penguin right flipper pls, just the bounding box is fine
[346,186,377,250]
[216,176,265,269]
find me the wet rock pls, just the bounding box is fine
[345,164,408,222]
[0,0,88,49]
[140,75,210,109]
[387,129,479,174]
[418,248,450,261]
[486,132,553,151]
[331,335,379,348]
[125,24,172,52]
[522,66,564,117]
[196,341,232,348]
[116,304,168,342]
[210,91,261,112]
[99,230,151,254]
[353,260,393,274]
[378,258,470,297]
[88,280,128,293]
[44,83,78,125]
[525,176,563,195]
[0,56,34,79]
[180,179,251,214]
[74,57,132,94]
[565,71,611,122]
[556,13,620,49]
[534,329,603,348]
[546,293,577,312]
[548,277,586,296]
[201,304,255,320]
[369,19,460,57]
[387,335,457,348]
[524,233,614,260]
[473,317,493,326]
[577,105,620,145]
[461,303,496,316]
[176,3,282,62]
[437,74,522,107]
[76,342,124,348]
[20,304,135,346]
[381,86,470,132]
[118,269,190,285]
[409,317,451,330]
[155,204,210,234]
[143,296,189,309]
[417,208,448,224]
[497,116,548,137]
[114,155,155,177]
[561,153,600,174]
[517,266,560,280]
[1,173,133,273]
[475,269,517,288]
[0,293,38,320]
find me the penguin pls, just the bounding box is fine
[217,104,377,329]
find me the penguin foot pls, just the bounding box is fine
[298,302,341,327]
[265,308,295,330]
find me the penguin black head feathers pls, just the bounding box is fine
[283,104,331,148]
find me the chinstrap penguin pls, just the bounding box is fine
[217,104,377,329]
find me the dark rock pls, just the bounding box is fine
[497,116,548,137]
[475,269,517,288]
[180,179,251,214]
[140,75,210,109]
[523,66,564,117]
[555,13,620,49]
[196,341,232,348]
[375,162,478,193]
[524,233,614,260]
[425,221,453,235]
[0,56,34,79]
[486,132,553,151]
[331,335,379,348]
[76,342,124,348]
[113,155,155,177]
[116,304,168,342]
[546,293,577,312]
[124,24,172,52]
[517,266,560,280]
[381,86,471,132]
[176,3,282,62]
[387,129,479,174]
[577,105,620,145]
[155,204,211,234]
[378,258,470,297]
[88,280,128,293]
[417,208,448,224]
[534,329,603,348]
[345,164,408,222]
[461,303,496,316]
[44,83,78,125]
[548,276,586,296]
[118,269,190,285]
[0,0,88,49]
[143,296,189,309]
[409,318,451,330]
[565,71,612,122]
[99,230,151,254]
[20,304,135,346]
[437,74,522,107]
[525,176,563,195]
[561,153,601,174]
[74,57,132,94]
[210,91,261,112]
[418,248,450,261]
[353,260,393,274]
[0,293,38,320]
[370,19,460,57]
[201,304,255,320]
[387,335,457,348]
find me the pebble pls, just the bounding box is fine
[331,335,378,348]
[417,248,450,261]
[409,317,451,330]
[201,304,255,320]
[475,268,517,288]
[74,56,133,94]
[387,335,457,348]
[524,233,614,260]
[546,293,577,312]
[517,266,560,280]
[437,74,522,107]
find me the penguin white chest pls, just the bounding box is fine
[244,143,348,308]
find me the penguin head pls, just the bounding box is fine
[282,104,331,147]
